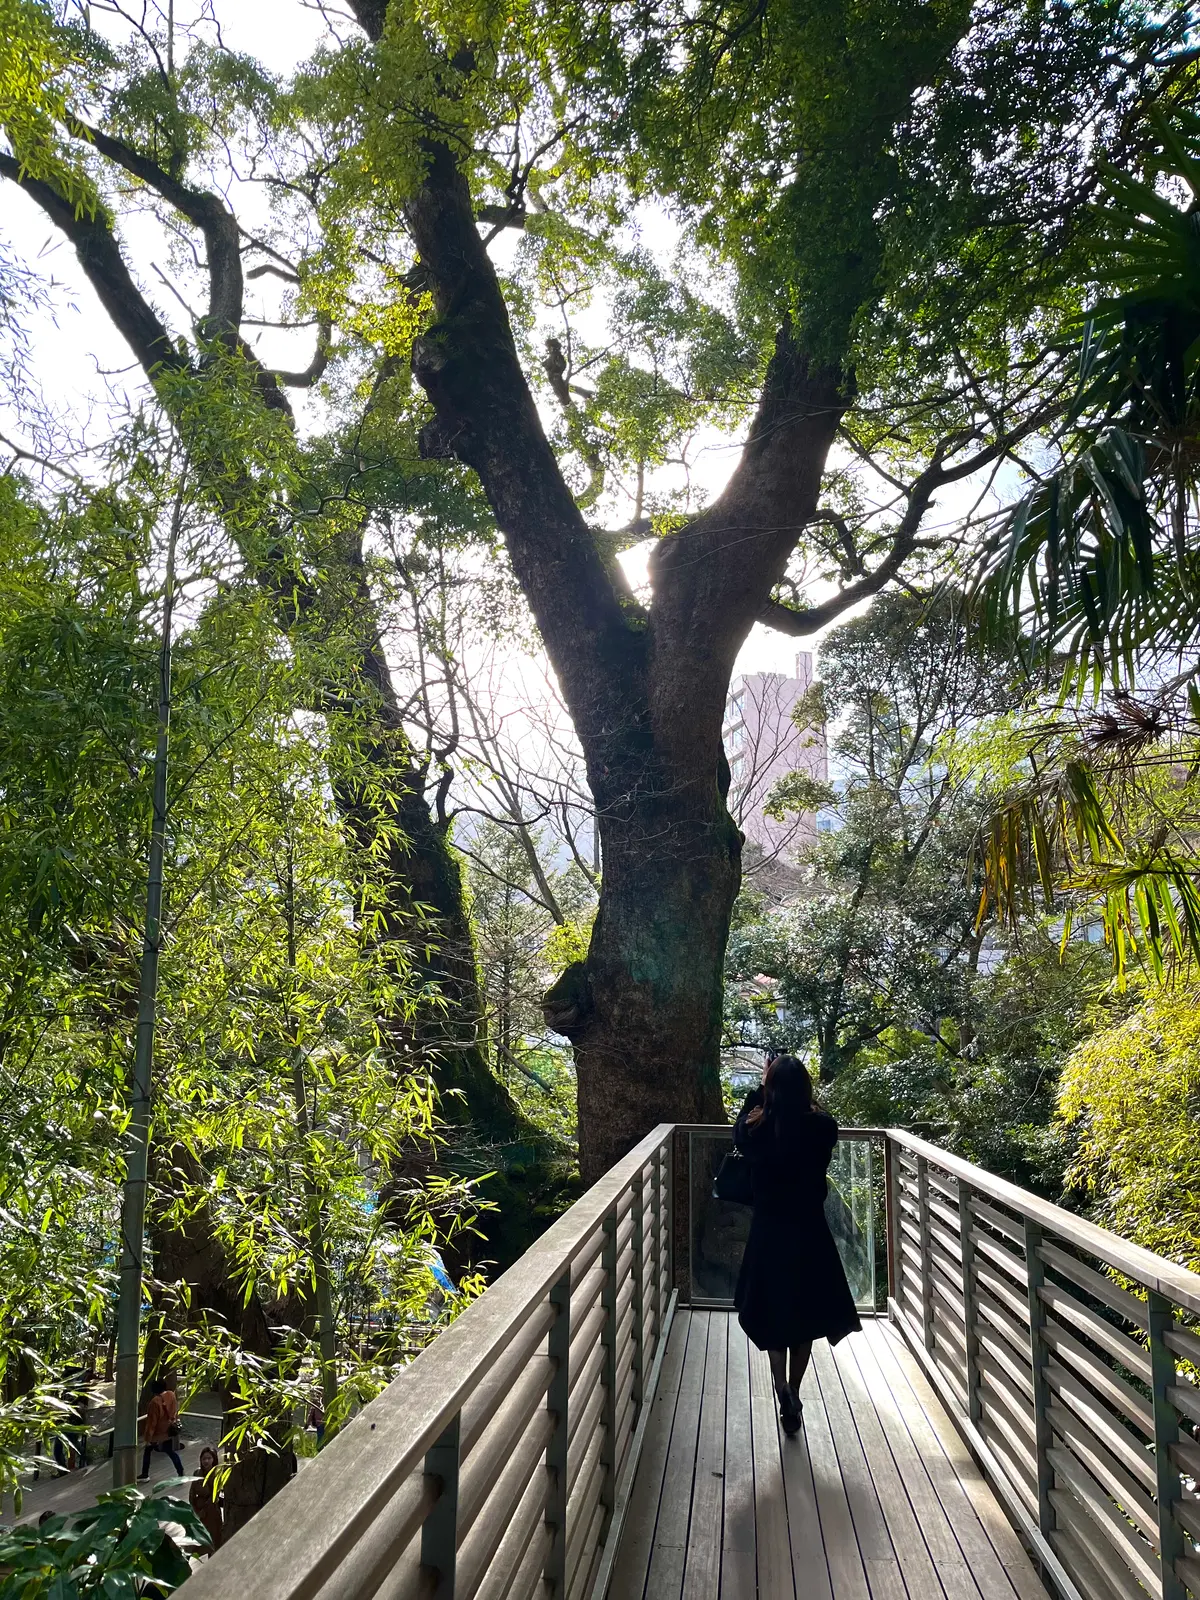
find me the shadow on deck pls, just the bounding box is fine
[612,1312,1046,1600]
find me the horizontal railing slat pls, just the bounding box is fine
[175,1123,673,1600]
[1045,1402,1159,1543]
[888,1129,1200,1318]
[886,1126,1200,1600]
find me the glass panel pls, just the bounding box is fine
[826,1137,876,1310]
[688,1130,876,1312]
[689,1130,752,1303]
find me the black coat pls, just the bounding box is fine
[732,1088,862,1351]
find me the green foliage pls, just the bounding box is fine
[0,443,485,1495]
[728,590,1023,1076]
[726,588,1113,1195]
[762,771,836,824]
[0,1486,209,1598]
[828,931,1106,1196]
[1059,983,1200,1268]
[465,821,594,1144]
[0,0,96,205]
[978,103,1200,682]
[974,724,1200,985]
[970,105,1200,981]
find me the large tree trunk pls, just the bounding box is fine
[390,121,846,1178]
[546,747,740,1180]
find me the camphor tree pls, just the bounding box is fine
[3,0,1190,1177]
[327,0,1188,1177]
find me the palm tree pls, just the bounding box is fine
[972,104,1200,977]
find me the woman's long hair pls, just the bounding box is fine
[745,1054,814,1131]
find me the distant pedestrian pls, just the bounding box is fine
[307,1398,325,1450]
[733,1054,861,1437]
[138,1380,184,1480]
[189,1446,223,1552]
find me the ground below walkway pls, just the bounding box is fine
[0,1395,226,1529]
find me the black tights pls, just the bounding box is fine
[768,1343,812,1399]
[140,1441,184,1478]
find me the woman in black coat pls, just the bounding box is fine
[733,1054,861,1435]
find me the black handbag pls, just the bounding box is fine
[712,1148,754,1206]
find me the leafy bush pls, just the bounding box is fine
[0,1486,210,1598]
[1059,984,1200,1269]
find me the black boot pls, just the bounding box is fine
[784,1388,803,1440]
[777,1385,803,1437]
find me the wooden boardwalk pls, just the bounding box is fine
[609,1312,1048,1600]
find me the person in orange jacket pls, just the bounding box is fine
[138,1379,184,1480]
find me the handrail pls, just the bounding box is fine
[889,1127,1200,1319]
[176,1123,674,1600]
[886,1130,1200,1600]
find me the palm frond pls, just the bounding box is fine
[975,748,1200,982]
[973,105,1200,682]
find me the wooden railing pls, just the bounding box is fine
[887,1129,1200,1600]
[176,1124,674,1600]
[174,1122,1200,1600]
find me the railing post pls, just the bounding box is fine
[884,1135,899,1304]
[1149,1291,1185,1600]
[600,1203,618,1536]
[916,1156,934,1352]
[651,1145,663,1363]
[959,1180,982,1426]
[668,1129,677,1298]
[420,1410,460,1599]
[1023,1219,1054,1542]
[544,1269,571,1599]
[632,1167,645,1411]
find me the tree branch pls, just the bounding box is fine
[67,117,245,343]
[399,142,644,751]
[272,317,334,389]
[0,154,182,380]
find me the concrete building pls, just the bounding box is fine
[723,654,828,869]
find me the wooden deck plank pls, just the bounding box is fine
[645,1310,710,1600]
[813,1341,895,1564]
[864,1557,911,1600]
[850,1329,1023,1600]
[720,1323,756,1599]
[748,1342,797,1600]
[777,1389,834,1600]
[841,1334,972,1571]
[681,1313,728,1600]
[608,1314,1047,1600]
[830,1336,958,1600]
[867,1324,1047,1600]
[608,1308,691,1600]
[801,1352,871,1600]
